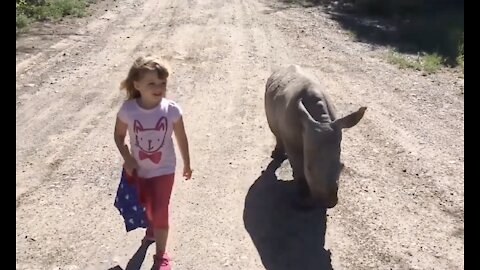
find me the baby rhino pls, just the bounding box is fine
[265,65,367,209]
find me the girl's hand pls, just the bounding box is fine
[123,156,139,176]
[183,166,193,180]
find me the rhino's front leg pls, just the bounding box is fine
[286,147,314,209]
[271,136,287,161]
[286,150,308,196]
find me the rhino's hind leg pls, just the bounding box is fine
[271,136,287,161]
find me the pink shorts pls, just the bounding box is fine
[126,172,175,229]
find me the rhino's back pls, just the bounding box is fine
[265,65,318,140]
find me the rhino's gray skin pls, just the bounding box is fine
[265,65,367,209]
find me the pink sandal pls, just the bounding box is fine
[153,253,171,270]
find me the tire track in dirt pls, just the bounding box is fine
[146,0,281,267]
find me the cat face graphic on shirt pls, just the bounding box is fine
[133,117,167,153]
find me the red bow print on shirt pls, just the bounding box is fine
[134,117,167,164]
[139,150,162,164]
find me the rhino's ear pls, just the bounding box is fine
[298,99,317,126]
[332,107,367,129]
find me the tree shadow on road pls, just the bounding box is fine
[266,0,464,67]
[243,158,333,270]
[107,240,154,270]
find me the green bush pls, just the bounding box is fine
[16,11,30,29]
[387,51,446,74]
[16,0,91,30]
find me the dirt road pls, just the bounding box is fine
[16,0,464,269]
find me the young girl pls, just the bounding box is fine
[114,55,192,270]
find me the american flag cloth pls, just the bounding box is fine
[113,169,149,232]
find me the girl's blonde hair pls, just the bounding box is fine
[120,55,171,100]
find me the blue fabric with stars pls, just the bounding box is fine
[114,169,148,232]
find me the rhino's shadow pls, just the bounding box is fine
[243,159,333,270]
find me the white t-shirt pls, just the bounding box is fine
[117,98,182,178]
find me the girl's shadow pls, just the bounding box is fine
[243,158,333,270]
[108,240,154,270]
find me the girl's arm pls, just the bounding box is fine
[114,117,138,175]
[173,116,192,179]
